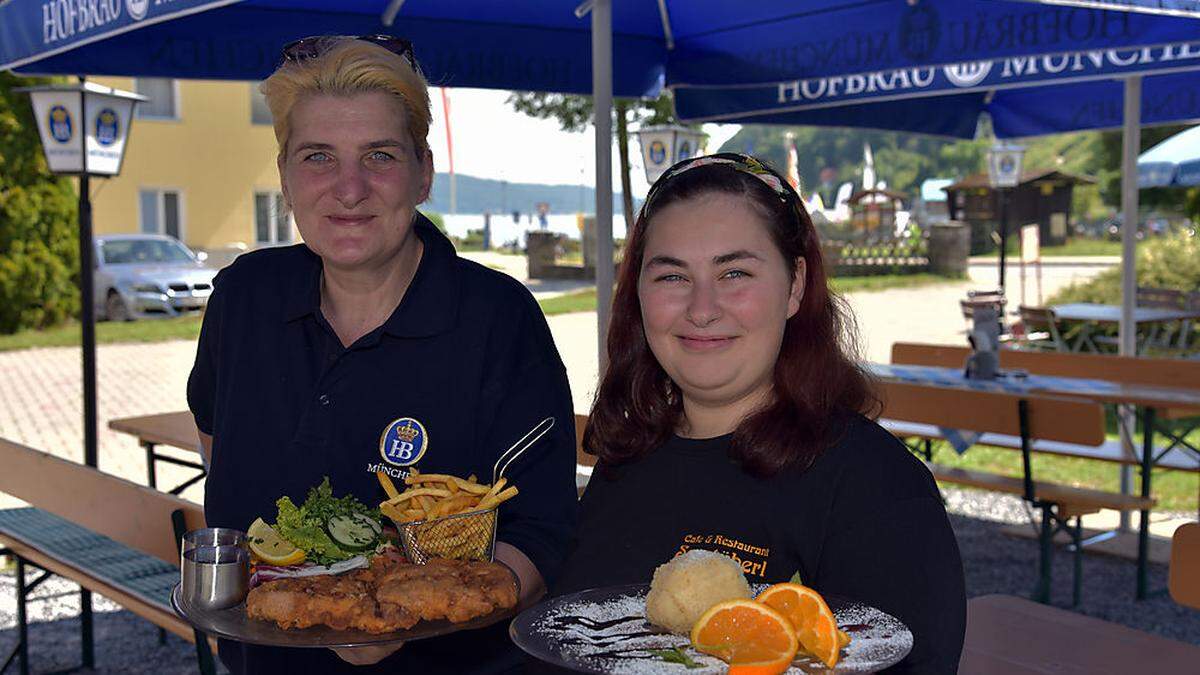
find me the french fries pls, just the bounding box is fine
[376,469,519,561]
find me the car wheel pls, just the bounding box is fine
[106,291,131,322]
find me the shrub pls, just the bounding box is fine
[0,74,79,334]
[1047,232,1200,306]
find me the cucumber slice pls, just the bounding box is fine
[325,513,382,552]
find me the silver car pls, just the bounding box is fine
[94,234,217,321]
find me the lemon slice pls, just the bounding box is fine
[247,517,306,565]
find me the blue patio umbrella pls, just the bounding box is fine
[1138,125,1200,187]
[0,0,668,95]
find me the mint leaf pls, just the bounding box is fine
[789,570,804,585]
[648,647,702,669]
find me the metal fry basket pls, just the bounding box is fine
[394,507,498,564]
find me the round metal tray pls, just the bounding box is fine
[171,581,518,648]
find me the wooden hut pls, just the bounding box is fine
[848,188,907,236]
[943,169,1094,253]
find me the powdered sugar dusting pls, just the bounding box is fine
[512,584,912,674]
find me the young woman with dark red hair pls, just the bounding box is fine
[554,154,965,673]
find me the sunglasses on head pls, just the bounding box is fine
[278,34,418,72]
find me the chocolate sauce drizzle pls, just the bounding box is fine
[549,615,676,661]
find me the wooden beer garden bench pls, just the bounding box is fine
[0,437,214,675]
[876,380,1155,606]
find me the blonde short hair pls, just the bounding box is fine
[260,39,431,159]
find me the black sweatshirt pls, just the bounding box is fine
[555,414,965,674]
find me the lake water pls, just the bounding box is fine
[439,213,632,246]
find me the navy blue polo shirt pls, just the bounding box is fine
[187,214,577,674]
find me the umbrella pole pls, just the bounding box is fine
[1120,76,1140,358]
[592,0,614,375]
[78,77,98,470]
[79,172,98,469]
[1116,75,1142,533]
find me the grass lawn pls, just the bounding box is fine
[979,238,1125,258]
[0,317,203,352]
[923,423,1199,514]
[539,288,598,316]
[830,273,957,293]
[455,244,524,254]
[537,273,958,317]
[0,289,622,348]
[0,271,959,350]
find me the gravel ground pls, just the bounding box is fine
[1,496,1197,673]
[0,572,221,674]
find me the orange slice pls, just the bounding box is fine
[756,582,843,668]
[690,599,798,675]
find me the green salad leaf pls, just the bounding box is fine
[302,477,379,524]
[270,478,380,565]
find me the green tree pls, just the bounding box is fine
[0,73,79,334]
[507,91,674,224]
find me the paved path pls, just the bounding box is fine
[0,261,1108,508]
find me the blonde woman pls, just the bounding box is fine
[187,36,577,674]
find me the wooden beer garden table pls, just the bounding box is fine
[108,411,204,495]
[960,594,1200,673]
[1050,302,1200,354]
[867,362,1200,598]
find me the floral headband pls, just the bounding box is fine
[644,153,796,209]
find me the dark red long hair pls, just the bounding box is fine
[585,154,878,478]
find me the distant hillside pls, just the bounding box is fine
[425,173,632,216]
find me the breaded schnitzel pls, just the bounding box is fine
[375,558,519,624]
[246,556,517,633]
[246,556,418,633]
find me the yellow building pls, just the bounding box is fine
[87,77,295,263]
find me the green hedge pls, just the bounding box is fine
[0,73,79,334]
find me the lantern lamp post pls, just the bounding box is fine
[986,142,1026,296]
[18,79,145,469]
[635,124,707,184]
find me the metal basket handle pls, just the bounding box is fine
[493,416,555,484]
